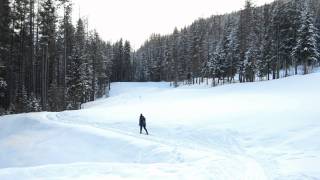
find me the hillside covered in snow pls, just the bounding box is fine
[0,72,320,180]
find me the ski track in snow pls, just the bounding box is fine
[1,73,320,179]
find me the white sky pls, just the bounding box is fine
[72,0,275,49]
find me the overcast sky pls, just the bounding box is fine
[72,0,275,49]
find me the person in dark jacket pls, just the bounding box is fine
[139,114,148,135]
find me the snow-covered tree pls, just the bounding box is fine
[67,19,91,109]
[292,7,319,74]
[123,40,131,81]
[27,93,42,112]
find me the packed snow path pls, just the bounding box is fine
[1,73,320,179]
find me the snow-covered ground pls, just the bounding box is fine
[1,73,320,180]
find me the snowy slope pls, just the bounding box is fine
[1,73,320,179]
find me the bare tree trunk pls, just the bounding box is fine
[267,63,270,80]
[30,0,36,93]
[304,59,308,75]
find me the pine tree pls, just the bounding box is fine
[56,0,73,109]
[163,36,172,82]
[292,8,319,74]
[238,0,253,82]
[123,40,131,81]
[281,0,301,76]
[39,0,57,110]
[190,21,206,84]
[220,16,239,83]
[244,8,262,82]
[67,19,90,108]
[259,4,273,80]
[0,0,11,68]
[313,0,320,64]
[171,28,179,87]
[111,39,125,81]
[0,0,11,111]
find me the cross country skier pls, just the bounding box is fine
[139,114,149,135]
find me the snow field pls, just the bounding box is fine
[1,72,320,179]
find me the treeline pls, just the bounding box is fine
[0,0,132,114]
[1,0,320,115]
[133,0,320,85]
[111,39,133,82]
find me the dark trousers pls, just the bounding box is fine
[140,125,148,135]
